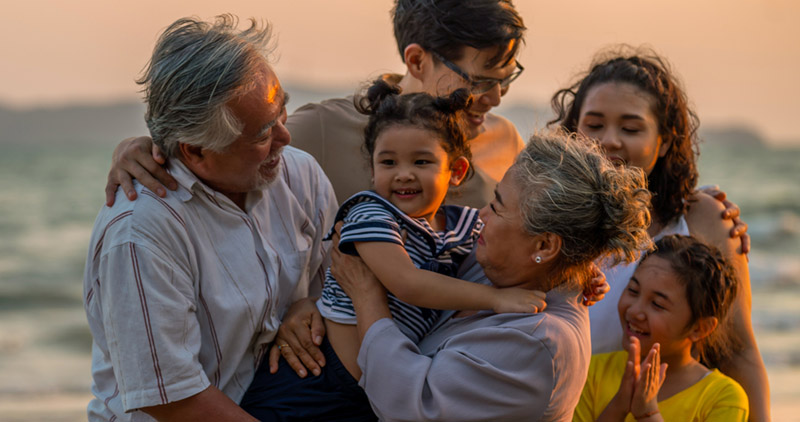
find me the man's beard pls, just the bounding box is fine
[252,149,283,189]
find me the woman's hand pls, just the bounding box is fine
[583,262,609,306]
[699,186,750,254]
[329,222,391,339]
[330,234,387,310]
[105,136,177,206]
[267,297,327,378]
[630,342,667,421]
[491,288,547,314]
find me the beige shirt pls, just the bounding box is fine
[286,79,525,208]
[83,147,337,421]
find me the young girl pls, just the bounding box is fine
[240,81,545,421]
[573,234,749,421]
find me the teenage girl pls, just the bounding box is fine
[573,234,748,422]
[239,80,545,421]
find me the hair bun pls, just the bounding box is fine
[355,78,402,115]
[432,88,472,113]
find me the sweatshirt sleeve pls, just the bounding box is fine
[357,318,555,422]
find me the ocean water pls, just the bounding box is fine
[1,141,798,419]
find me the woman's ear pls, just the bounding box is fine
[688,316,718,342]
[530,232,562,265]
[657,135,671,158]
[449,156,470,186]
[403,43,432,81]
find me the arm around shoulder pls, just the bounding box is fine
[686,193,770,422]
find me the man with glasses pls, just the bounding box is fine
[105,0,527,209]
[287,0,526,207]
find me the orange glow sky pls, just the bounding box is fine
[2,0,799,144]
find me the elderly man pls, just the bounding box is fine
[83,16,336,421]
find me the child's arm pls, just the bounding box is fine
[354,241,545,313]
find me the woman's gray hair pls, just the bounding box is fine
[512,130,653,285]
[137,14,275,158]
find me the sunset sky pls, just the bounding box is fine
[2,0,799,144]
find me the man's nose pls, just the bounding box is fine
[476,83,502,108]
[273,121,291,149]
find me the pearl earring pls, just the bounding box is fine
[535,256,542,264]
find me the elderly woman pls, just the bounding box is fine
[313,131,651,421]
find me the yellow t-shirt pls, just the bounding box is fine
[573,351,748,422]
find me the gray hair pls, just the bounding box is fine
[137,14,275,158]
[512,130,653,286]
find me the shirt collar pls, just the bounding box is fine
[166,158,265,210]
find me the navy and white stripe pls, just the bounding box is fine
[318,191,482,343]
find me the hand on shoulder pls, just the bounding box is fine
[685,192,740,255]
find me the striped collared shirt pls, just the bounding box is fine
[83,147,336,421]
[318,191,482,342]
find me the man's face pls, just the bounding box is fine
[424,45,520,134]
[198,61,290,198]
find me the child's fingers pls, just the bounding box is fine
[658,363,668,388]
[628,337,641,376]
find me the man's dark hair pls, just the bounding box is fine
[392,0,526,68]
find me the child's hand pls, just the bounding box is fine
[491,288,546,314]
[630,343,667,421]
[583,262,609,306]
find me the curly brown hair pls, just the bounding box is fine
[549,46,700,226]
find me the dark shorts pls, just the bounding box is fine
[240,336,377,422]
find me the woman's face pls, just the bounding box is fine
[476,168,538,288]
[577,82,669,176]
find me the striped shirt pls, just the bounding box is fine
[318,191,482,342]
[83,147,337,421]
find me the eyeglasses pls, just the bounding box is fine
[431,51,524,95]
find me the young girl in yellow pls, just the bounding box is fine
[573,234,748,421]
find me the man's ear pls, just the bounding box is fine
[531,232,562,265]
[449,156,470,186]
[403,43,432,81]
[178,143,205,166]
[688,316,718,342]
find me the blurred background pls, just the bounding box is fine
[1,1,798,420]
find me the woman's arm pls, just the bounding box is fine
[354,241,545,314]
[686,192,770,422]
[105,136,176,206]
[335,244,560,421]
[353,317,558,421]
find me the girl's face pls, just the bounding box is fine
[577,82,670,176]
[372,125,467,226]
[617,255,694,360]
